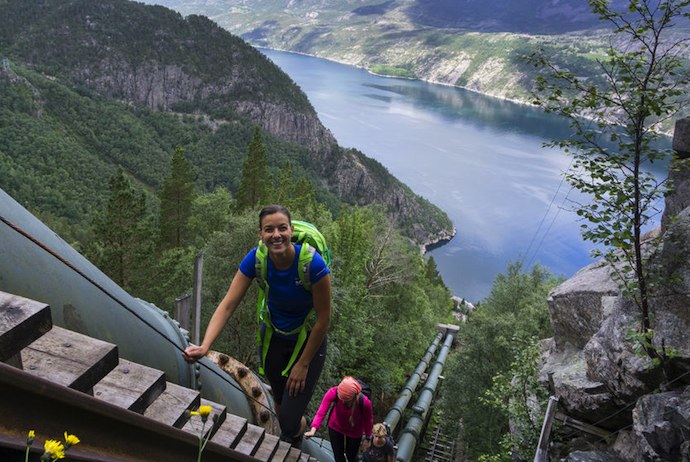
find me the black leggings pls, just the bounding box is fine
[328,427,361,462]
[263,333,327,438]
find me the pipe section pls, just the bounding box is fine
[383,332,443,435]
[0,188,254,420]
[395,333,454,462]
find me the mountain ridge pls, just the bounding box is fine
[140,0,688,107]
[0,0,453,248]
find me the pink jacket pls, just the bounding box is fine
[310,386,374,438]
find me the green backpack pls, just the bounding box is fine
[254,220,331,376]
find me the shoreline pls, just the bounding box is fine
[421,225,457,255]
[257,46,534,108]
[258,46,677,137]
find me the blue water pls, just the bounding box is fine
[260,49,667,303]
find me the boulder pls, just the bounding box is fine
[561,451,625,462]
[631,386,690,462]
[546,261,618,350]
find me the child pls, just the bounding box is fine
[362,423,396,462]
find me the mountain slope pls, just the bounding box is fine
[0,0,453,247]
[140,0,688,104]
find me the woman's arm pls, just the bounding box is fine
[183,270,252,362]
[364,397,374,438]
[287,273,331,396]
[304,387,337,437]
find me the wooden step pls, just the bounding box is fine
[20,325,118,393]
[212,413,248,448]
[253,432,280,461]
[271,440,293,462]
[93,358,166,413]
[285,446,302,462]
[234,422,265,456]
[0,291,52,366]
[144,381,201,428]
[182,399,227,441]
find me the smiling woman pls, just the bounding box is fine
[184,204,332,448]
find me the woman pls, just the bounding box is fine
[304,376,374,462]
[184,205,331,447]
[362,423,395,462]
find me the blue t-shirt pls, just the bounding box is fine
[239,244,330,334]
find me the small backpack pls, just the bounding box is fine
[254,220,331,376]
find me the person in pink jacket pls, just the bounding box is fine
[304,376,374,462]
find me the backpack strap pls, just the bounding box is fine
[298,243,316,292]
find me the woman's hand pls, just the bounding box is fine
[287,362,309,396]
[304,427,317,438]
[183,344,208,363]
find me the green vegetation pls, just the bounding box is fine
[0,0,452,249]
[369,64,416,79]
[236,126,269,210]
[159,147,198,249]
[0,62,327,245]
[528,0,690,367]
[438,263,558,460]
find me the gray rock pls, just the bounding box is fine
[611,430,644,462]
[633,386,690,462]
[583,295,660,403]
[547,261,619,350]
[541,340,621,427]
[561,450,625,462]
[663,117,690,239]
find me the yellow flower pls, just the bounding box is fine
[43,439,65,460]
[198,405,212,423]
[64,432,80,448]
[198,405,212,417]
[27,430,35,445]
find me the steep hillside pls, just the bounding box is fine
[0,0,453,247]
[141,0,689,105]
[137,0,606,102]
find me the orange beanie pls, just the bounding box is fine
[337,376,362,401]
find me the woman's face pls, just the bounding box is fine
[372,434,386,447]
[259,212,293,255]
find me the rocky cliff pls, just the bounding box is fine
[538,118,690,461]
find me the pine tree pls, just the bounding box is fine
[91,167,153,290]
[424,256,444,286]
[159,146,197,249]
[269,160,319,215]
[236,126,269,210]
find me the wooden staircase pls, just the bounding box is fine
[0,290,315,462]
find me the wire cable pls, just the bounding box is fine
[521,156,574,269]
